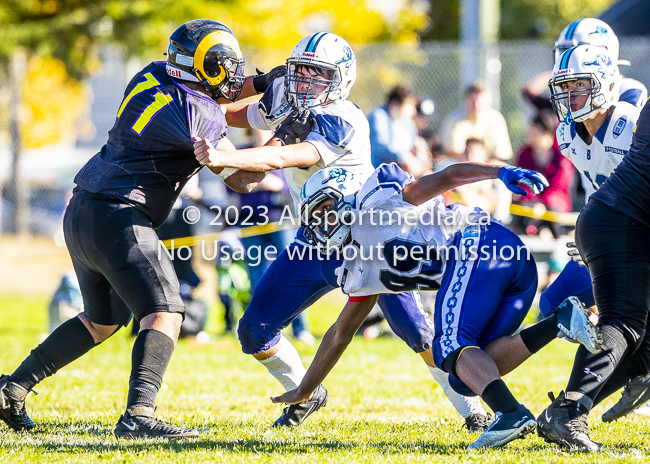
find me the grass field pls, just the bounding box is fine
[1,294,650,463]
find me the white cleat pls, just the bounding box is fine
[467,404,536,450]
[556,296,603,354]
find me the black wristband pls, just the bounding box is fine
[253,75,268,94]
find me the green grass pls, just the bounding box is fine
[1,295,650,463]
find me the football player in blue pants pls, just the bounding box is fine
[194,32,491,429]
[271,162,601,449]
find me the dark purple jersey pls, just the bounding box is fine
[593,98,650,227]
[75,61,227,227]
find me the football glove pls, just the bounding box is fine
[274,107,313,145]
[253,65,286,94]
[498,165,549,196]
[566,241,585,267]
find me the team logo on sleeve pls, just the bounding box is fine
[612,116,627,139]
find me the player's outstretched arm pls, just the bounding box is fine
[194,138,322,172]
[402,163,548,206]
[271,295,379,405]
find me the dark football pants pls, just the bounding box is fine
[570,199,650,404]
[63,190,184,326]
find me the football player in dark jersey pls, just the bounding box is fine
[0,19,286,439]
[537,98,650,452]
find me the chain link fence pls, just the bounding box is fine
[1,38,649,237]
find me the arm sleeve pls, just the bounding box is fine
[247,102,270,130]
[306,113,356,166]
[356,163,414,209]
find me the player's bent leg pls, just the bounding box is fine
[539,260,594,318]
[380,292,490,426]
[238,242,336,427]
[0,312,111,432]
[453,347,535,450]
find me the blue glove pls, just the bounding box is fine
[498,165,549,196]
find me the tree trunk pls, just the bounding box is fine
[6,50,28,235]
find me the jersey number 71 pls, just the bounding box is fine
[116,73,173,136]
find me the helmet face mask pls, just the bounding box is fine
[549,45,620,124]
[286,62,339,108]
[300,167,363,251]
[166,20,246,102]
[302,190,353,250]
[285,32,357,109]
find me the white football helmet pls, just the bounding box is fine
[549,45,621,124]
[554,18,621,64]
[285,32,357,108]
[300,167,364,249]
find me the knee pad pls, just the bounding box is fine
[236,314,256,354]
[434,344,473,378]
[449,373,477,397]
[237,313,282,355]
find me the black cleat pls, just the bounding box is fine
[0,375,34,432]
[464,412,493,432]
[273,384,328,427]
[602,374,650,422]
[114,407,199,439]
[467,404,536,449]
[537,391,599,452]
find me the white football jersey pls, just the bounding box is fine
[556,101,640,202]
[247,77,375,213]
[335,164,483,297]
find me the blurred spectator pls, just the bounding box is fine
[522,71,554,112]
[48,272,83,333]
[368,85,429,177]
[511,111,575,238]
[454,139,501,216]
[441,81,513,162]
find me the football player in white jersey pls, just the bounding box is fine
[194,32,492,430]
[541,45,647,427]
[270,162,602,449]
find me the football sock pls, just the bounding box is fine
[592,357,639,407]
[519,311,559,354]
[565,325,629,410]
[258,335,307,391]
[126,329,175,411]
[428,365,488,418]
[481,379,519,415]
[10,317,97,395]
